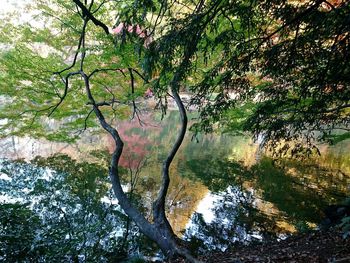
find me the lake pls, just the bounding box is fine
[0,110,349,255]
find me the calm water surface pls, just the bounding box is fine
[0,111,349,251]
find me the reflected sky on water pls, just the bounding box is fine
[0,111,349,251]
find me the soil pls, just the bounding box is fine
[173,228,350,262]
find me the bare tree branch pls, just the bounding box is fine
[48,71,81,117]
[54,19,88,75]
[72,0,110,35]
[88,68,126,78]
[128,68,144,125]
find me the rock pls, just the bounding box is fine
[321,204,350,228]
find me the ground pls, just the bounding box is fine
[172,228,350,262]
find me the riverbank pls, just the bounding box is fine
[172,228,350,262]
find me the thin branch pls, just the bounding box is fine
[221,9,235,30]
[41,11,80,33]
[252,0,326,54]
[128,68,145,125]
[54,19,88,75]
[130,68,147,82]
[88,68,126,78]
[83,108,94,130]
[48,71,81,117]
[104,85,115,101]
[80,2,94,71]
[72,0,110,35]
[148,0,167,37]
[92,0,110,14]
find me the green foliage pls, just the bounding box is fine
[0,0,150,142]
[151,0,350,152]
[242,1,350,149]
[221,102,257,135]
[1,0,347,150]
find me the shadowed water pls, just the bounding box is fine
[0,111,349,256]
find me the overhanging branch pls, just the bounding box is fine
[72,0,110,35]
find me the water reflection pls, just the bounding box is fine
[0,111,349,255]
[0,156,128,262]
[185,153,349,229]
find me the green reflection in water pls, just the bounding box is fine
[0,110,349,255]
[182,134,349,236]
[116,111,349,239]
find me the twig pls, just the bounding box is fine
[88,68,126,78]
[48,71,81,117]
[128,68,145,126]
[54,19,88,75]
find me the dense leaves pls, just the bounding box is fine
[161,0,350,153]
[245,0,350,152]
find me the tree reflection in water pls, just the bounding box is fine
[0,111,349,258]
[182,151,349,252]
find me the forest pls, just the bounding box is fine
[0,0,349,262]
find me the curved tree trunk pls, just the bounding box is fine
[152,86,188,237]
[68,3,202,261]
[81,70,200,262]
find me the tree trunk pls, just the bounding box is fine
[72,4,200,260]
[82,72,200,262]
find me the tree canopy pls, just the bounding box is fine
[0,0,349,147]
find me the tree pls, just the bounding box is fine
[0,0,204,260]
[0,0,349,261]
[191,0,350,154]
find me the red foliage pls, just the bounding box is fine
[107,115,160,169]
